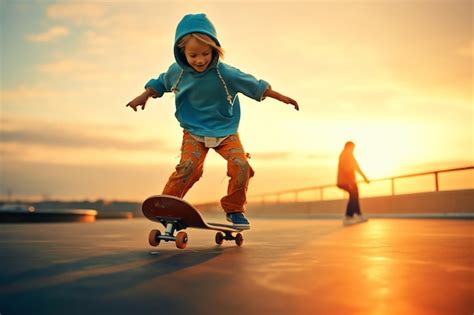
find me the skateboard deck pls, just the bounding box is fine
[142,195,244,249]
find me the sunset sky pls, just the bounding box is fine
[1,0,472,203]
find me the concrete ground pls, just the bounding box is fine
[0,217,472,315]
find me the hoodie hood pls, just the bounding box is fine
[174,13,220,73]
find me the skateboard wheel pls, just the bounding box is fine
[235,233,243,246]
[176,231,188,249]
[148,229,161,247]
[215,232,224,245]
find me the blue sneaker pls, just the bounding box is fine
[226,212,250,230]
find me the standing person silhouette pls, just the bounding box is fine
[337,141,370,225]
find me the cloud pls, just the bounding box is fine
[47,2,106,25]
[1,128,158,150]
[26,26,69,42]
[457,40,474,58]
[0,118,163,151]
[34,54,154,82]
[34,57,130,82]
[251,151,333,162]
[251,152,291,161]
[0,117,182,168]
[0,159,172,202]
[1,85,59,102]
[305,153,334,161]
[36,59,97,77]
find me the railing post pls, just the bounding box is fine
[276,193,280,204]
[391,178,395,196]
[295,191,298,203]
[434,172,439,192]
[320,188,324,201]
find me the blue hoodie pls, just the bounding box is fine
[145,13,270,137]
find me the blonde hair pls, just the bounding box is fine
[178,33,224,59]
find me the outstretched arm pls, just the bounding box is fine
[355,160,370,184]
[263,87,299,111]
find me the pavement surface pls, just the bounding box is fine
[0,217,472,315]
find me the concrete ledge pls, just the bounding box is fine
[247,213,474,220]
[96,211,134,220]
[0,209,98,223]
[367,212,474,219]
[246,189,474,218]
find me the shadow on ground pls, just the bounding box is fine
[1,246,236,314]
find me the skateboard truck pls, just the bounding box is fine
[149,218,189,249]
[215,231,243,246]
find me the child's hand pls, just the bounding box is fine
[126,94,148,111]
[280,96,299,111]
[126,90,154,112]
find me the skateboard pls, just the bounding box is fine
[142,195,244,249]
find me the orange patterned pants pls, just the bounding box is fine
[163,131,254,213]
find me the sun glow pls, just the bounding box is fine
[1,1,471,201]
[340,120,421,179]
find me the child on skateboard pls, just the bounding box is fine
[127,13,299,229]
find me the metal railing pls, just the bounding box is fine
[246,166,474,205]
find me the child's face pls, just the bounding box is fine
[184,37,213,72]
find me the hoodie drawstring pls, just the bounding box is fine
[172,66,234,105]
[216,66,235,105]
[171,69,184,93]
